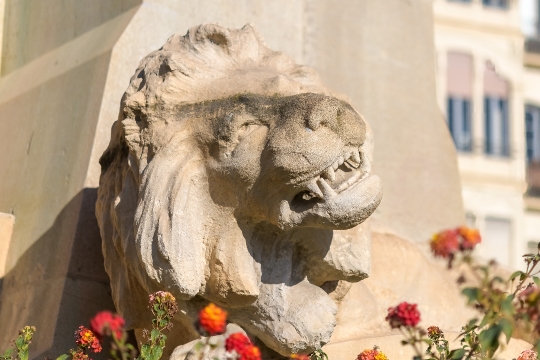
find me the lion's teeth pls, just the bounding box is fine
[323,166,336,182]
[306,180,324,198]
[359,150,371,173]
[338,156,345,166]
[332,161,339,171]
[351,149,361,163]
[318,177,337,197]
[345,159,360,169]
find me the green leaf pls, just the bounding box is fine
[534,339,540,353]
[18,349,28,360]
[534,276,540,287]
[150,346,163,360]
[193,341,204,351]
[1,348,14,359]
[510,271,525,281]
[499,318,513,343]
[140,344,151,360]
[56,354,69,360]
[501,295,515,316]
[150,329,160,343]
[448,348,466,359]
[462,288,480,303]
[478,325,502,357]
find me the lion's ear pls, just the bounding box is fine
[134,135,210,299]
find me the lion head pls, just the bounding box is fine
[96,23,382,357]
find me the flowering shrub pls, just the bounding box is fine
[16,224,540,360]
[0,326,35,360]
[390,226,540,359]
[74,327,102,353]
[429,226,482,268]
[357,346,389,360]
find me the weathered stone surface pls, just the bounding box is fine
[0,1,467,357]
[0,213,14,277]
[96,24,382,357]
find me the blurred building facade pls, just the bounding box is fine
[434,0,540,269]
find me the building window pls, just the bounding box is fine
[482,0,509,9]
[481,217,512,267]
[447,52,474,152]
[448,98,473,151]
[465,211,477,227]
[485,98,509,156]
[484,65,510,157]
[526,105,540,162]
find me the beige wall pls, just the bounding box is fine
[0,0,465,356]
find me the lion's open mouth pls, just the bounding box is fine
[278,147,382,230]
[291,147,370,206]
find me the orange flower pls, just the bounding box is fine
[290,354,310,360]
[198,303,227,335]
[238,344,262,360]
[357,346,388,360]
[458,226,481,250]
[74,326,102,353]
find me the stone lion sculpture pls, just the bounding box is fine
[96,23,382,357]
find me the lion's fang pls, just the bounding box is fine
[322,167,336,182]
[306,180,324,199]
[351,149,361,163]
[318,177,337,197]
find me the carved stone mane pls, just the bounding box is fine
[96,23,382,357]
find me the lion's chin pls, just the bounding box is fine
[228,279,338,356]
[278,173,382,230]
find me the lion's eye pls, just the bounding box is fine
[237,123,264,141]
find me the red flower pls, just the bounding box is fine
[74,326,102,353]
[90,311,125,340]
[430,229,459,258]
[225,332,252,353]
[198,303,227,335]
[458,226,481,250]
[238,344,262,360]
[385,302,421,329]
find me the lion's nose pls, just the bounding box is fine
[305,97,341,131]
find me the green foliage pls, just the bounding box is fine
[0,326,35,360]
[309,349,329,360]
[396,237,540,360]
